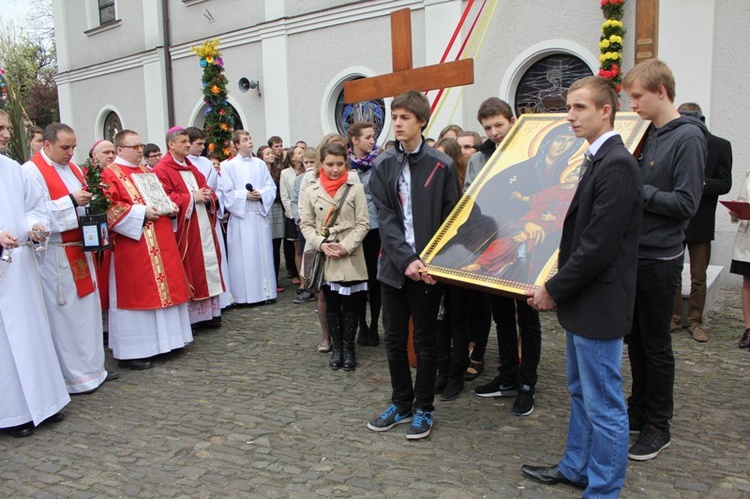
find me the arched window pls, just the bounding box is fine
[193,102,243,131]
[514,54,593,116]
[103,111,122,142]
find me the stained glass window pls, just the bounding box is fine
[515,54,593,115]
[335,78,386,141]
[103,111,122,142]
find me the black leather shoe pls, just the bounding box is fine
[118,359,153,370]
[44,413,65,424]
[3,422,34,438]
[521,464,586,489]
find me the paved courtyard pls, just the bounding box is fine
[1,277,749,498]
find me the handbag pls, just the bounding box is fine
[302,184,353,294]
[302,249,325,294]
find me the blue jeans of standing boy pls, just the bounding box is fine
[558,331,628,498]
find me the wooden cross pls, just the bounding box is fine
[343,8,474,103]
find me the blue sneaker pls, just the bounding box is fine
[406,409,433,440]
[367,404,413,432]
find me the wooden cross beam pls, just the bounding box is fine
[343,8,474,104]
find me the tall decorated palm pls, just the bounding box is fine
[190,39,234,160]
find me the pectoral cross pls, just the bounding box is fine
[343,8,474,103]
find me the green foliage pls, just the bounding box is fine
[190,39,234,160]
[0,69,29,163]
[82,158,111,214]
[0,20,58,129]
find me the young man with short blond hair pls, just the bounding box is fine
[622,58,706,461]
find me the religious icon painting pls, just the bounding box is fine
[132,173,174,215]
[421,112,650,298]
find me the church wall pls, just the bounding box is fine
[63,0,147,70]
[706,0,749,286]
[167,0,266,47]
[67,68,148,149]
[284,0,365,19]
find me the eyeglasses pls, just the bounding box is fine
[121,144,145,151]
[147,153,162,159]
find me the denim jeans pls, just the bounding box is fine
[382,280,442,412]
[626,257,679,430]
[558,332,628,498]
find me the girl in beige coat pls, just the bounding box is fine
[300,143,369,370]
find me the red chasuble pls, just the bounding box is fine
[102,163,190,309]
[153,153,224,300]
[30,152,95,297]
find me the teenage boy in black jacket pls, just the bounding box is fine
[367,91,459,440]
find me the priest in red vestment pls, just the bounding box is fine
[101,129,193,370]
[154,127,225,329]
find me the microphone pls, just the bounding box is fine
[245,183,254,192]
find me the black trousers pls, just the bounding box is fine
[360,229,382,328]
[382,279,442,412]
[626,257,679,430]
[436,285,476,374]
[488,295,542,388]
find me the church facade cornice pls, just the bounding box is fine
[56,0,452,83]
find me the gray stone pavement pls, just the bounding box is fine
[1,277,749,498]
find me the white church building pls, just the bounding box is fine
[52,0,748,284]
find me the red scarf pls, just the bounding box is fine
[319,169,348,199]
[31,152,95,297]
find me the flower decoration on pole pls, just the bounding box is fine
[598,0,626,93]
[190,39,234,159]
[0,68,8,106]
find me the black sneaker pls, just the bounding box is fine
[367,404,413,432]
[440,377,464,401]
[406,409,433,440]
[474,375,518,398]
[293,290,316,304]
[512,385,535,416]
[628,425,671,461]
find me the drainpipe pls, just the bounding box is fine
[161,0,175,126]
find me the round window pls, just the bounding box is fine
[334,78,386,141]
[514,54,593,115]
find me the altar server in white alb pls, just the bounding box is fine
[218,129,277,305]
[22,123,109,394]
[186,126,232,309]
[0,113,70,438]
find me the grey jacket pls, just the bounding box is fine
[464,139,496,189]
[638,112,707,259]
[370,141,459,289]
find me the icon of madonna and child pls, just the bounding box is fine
[422,117,588,297]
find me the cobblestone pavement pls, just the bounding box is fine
[1,277,749,498]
